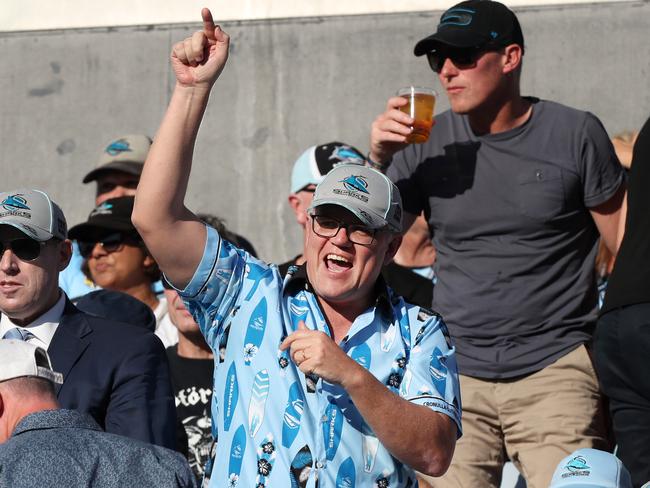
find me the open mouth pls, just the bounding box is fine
[325,253,352,272]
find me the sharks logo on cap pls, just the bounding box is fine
[105,139,132,156]
[330,145,365,165]
[341,175,370,194]
[1,194,30,212]
[89,202,114,217]
[566,456,590,472]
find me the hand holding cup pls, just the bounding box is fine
[396,86,437,144]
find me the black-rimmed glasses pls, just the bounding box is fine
[0,238,46,261]
[310,215,376,245]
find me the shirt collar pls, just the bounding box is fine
[283,263,393,316]
[0,291,66,348]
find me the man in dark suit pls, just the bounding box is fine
[0,188,176,449]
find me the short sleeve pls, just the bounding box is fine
[401,311,462,437]
[387,145,429,217]
[176,224,248,347]
[578,113,625,208]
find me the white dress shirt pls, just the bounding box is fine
[0,292,66,349]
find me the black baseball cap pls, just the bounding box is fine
[68,196,137,241]
[414,0,524,56]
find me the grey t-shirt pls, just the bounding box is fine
[387,98,624,379]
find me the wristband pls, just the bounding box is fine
[366,153,392,172]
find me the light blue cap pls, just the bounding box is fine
[549,448,632,488]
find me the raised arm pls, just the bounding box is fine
[132,8,230,288]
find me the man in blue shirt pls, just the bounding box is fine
[133,9,461,486]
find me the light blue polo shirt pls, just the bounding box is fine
[179,225,462,487]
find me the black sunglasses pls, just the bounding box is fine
[426,46,496,73]
[0,238,46,261]
[78,232,139,259]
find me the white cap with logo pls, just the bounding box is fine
[0,340,63,385]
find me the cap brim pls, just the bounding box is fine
[82,161,144,184]
[68,222,136,241]
[0,222,53,242]
[414,31,489,56]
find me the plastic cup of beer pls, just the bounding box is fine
[397,86,437,144]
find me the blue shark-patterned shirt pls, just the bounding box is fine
[179,225,462,488]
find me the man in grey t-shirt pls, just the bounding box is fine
[369,1,625,487]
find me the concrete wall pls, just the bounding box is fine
[1,1,649,263]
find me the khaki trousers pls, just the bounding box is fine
[421,345,610,488]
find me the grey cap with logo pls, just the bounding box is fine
[0,189,67,241]
[309,163,403,233]
[82,134,152,184]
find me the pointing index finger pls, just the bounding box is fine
[201,8,216,40]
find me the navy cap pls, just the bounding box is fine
[414,0,524,56]
[68,196,137,242]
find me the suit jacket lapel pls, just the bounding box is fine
[48,299,92,394]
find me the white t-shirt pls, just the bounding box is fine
[153,297,178,348]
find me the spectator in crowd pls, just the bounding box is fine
[382,212,436,308]
[280,141,369,274]
[595,115,650,487]
[0,189,176,448]
[133,9,461,486]
[611,131,638,171]
[163,277,214,482]
[68,195,177,347]
[59,134,152,300]
[283,141,434,308]
[596,130,638,308]
[0,340,196,488]
[368,1,625,486]
[548,448,632,488]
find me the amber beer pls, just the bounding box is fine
[397,87,437,144]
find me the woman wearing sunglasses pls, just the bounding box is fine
[68,196,176,346]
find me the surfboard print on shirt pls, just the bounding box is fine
[361,424,379,473]
[350,343,372,369]
[323,401,343,461]
[381,321,396,352]
[289,444,315,488]
[289,298,309,330]
[243,297,268,365]
[429,346,448,396]
[223,362,239,432]
[336,456,356,488]
[282,381,305,448]
[227,424,246,487]
[248,369,270,437]
[244,262,273,302]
